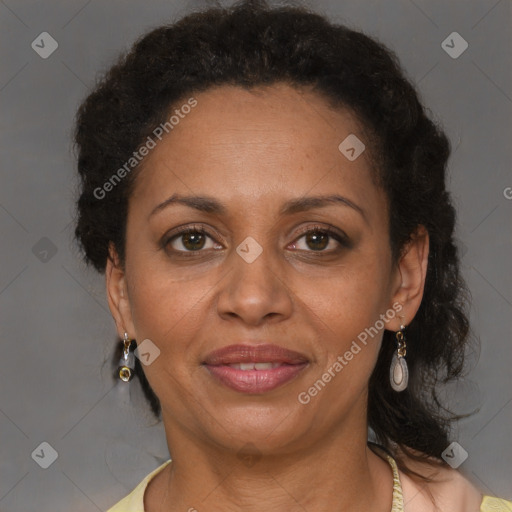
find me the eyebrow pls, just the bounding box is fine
[149,193,367,222]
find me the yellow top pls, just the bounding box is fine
[106,456,512,512]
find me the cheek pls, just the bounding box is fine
[320,254,389,321]
[310,254,391,371]
[126,265,210,352]
[125,268,211,407]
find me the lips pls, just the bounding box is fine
[202,344,309,393]
[226,362,282,370]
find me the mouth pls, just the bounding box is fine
[202,344,309,394]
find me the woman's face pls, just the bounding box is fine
[107,83,423,455]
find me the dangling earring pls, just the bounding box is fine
[118,332,135,382]
[390,324,408,392]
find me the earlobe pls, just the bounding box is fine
[389,225,429,330]
[105,243,135,338]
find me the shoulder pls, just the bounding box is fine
[480,495,512,512]
[105,459,172,512]
[395,450,483,512]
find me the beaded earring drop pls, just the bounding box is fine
[390,325,408,392]
[117,332,135,382]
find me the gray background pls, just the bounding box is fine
[0,0,511,510]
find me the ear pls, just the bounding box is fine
[105,243,136,339]
[388,225,429,330]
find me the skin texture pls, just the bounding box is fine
[106,83,429,511]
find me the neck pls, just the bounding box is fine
[147,416,394,512]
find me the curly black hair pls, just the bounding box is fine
[74,0,474,479]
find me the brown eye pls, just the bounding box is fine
[165,227,221,253]
[292,227,347,252]
[304,231,329,251]
[180,232,207,251]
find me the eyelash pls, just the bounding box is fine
[162,224,350,255]
[294,224,349,248]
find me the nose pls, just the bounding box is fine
[216,239,294,327]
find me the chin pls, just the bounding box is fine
[203,401,310,451]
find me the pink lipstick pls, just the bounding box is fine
[203,344,309,393]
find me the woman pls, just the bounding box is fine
[73,1,511,510]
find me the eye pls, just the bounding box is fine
[164,225,223,253]
[290,226,349,252]
[162,224,350,255]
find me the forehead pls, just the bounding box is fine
[131,83,384,219]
